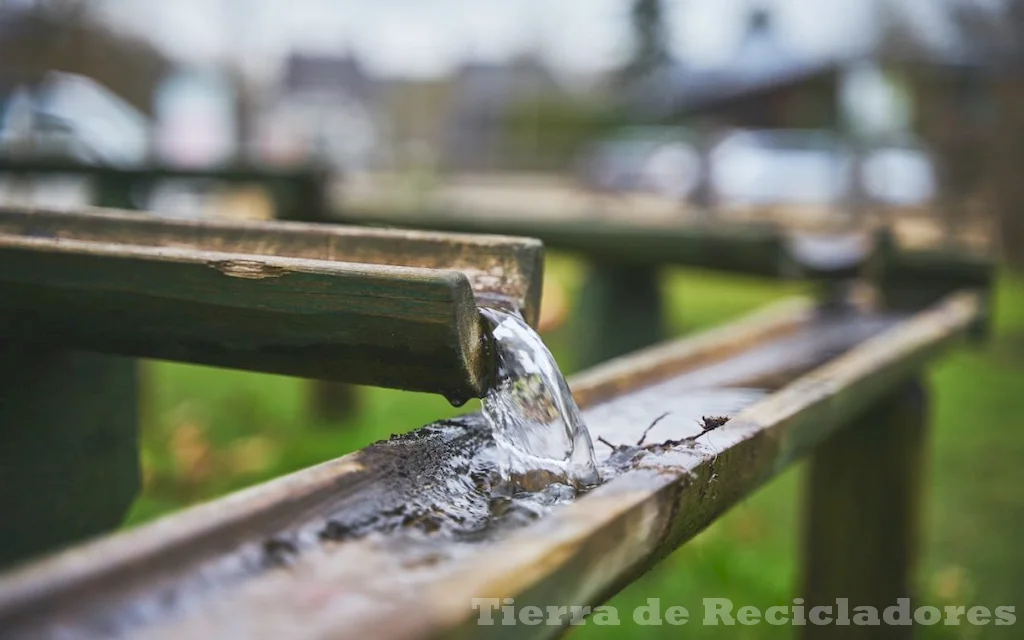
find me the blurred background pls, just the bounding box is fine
[2,0,1023,637]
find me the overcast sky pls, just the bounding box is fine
[92,0,966,80]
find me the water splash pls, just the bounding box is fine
[479,307,600,490]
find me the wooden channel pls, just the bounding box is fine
[337,206,793,275]
[0,292,980,638]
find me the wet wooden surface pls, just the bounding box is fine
[0,207,544,400]
[0,293,980,639]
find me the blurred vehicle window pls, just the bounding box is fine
[710,129,853,207]
[862,144,935,206]
[577,127,701,200]
[0,72,150,167]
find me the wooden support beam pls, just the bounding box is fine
[0,347,138,569]
[573,261,664,368]
[306,379,361,424]
[801,379,927,640]
[0,292,979,639]
[870,229,994,339]
[337,206,791,274]
[0,207,544,401]
[0,159,328,221]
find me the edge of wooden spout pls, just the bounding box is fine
[0,205,544,400]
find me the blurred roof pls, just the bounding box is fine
[450,56,562,111]
[283,53,375,103]
[628,8,846,119]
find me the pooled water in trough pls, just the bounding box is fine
[479,307,601,491]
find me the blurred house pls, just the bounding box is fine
[881,55,995,230]
[608,7,959,213]
[442,56,564,172]
[628,9,845,131]
[252,53,382,172]
[155,70,238,168]
[381,77,455,174]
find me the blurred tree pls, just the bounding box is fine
[617,0,671,89]
[878,1,986,246]
[947,0,1024,268]
[503,96,623,172]
[875,0,1024,264]
[0,1,170,115]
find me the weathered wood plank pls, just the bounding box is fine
[0,234,484,400]
[0,294,979,638]
[0,296,819,635]
[569,295,814,406]
[0,207,544,400]
[0,206,544,326]
[338,206,792,275]
[405,293,977,640]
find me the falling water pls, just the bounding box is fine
[479,307,600,490]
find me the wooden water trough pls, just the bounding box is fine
[0,282,984,640]
[332,205,992,365]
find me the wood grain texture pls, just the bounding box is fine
[0,207,545,399]
[413,293,978,640]
[337,206,791,274]
[0,294,978,639]
[0,234,484,400]
[0,206,544,326]
[0,296,817,636]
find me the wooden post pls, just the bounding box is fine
[573,261,664,370]
[801,378,928,640]
[94,174,137,210]
[307,380,360,423]
[0,345,139,568]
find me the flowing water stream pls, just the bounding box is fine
[479,307,601,491]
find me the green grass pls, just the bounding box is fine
[127,258,1024,639]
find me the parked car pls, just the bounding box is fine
[709,129,853,207]
[0,71,149,166]
[576,127,702,200]
[860,139,935,207]
[709,128,936,209]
